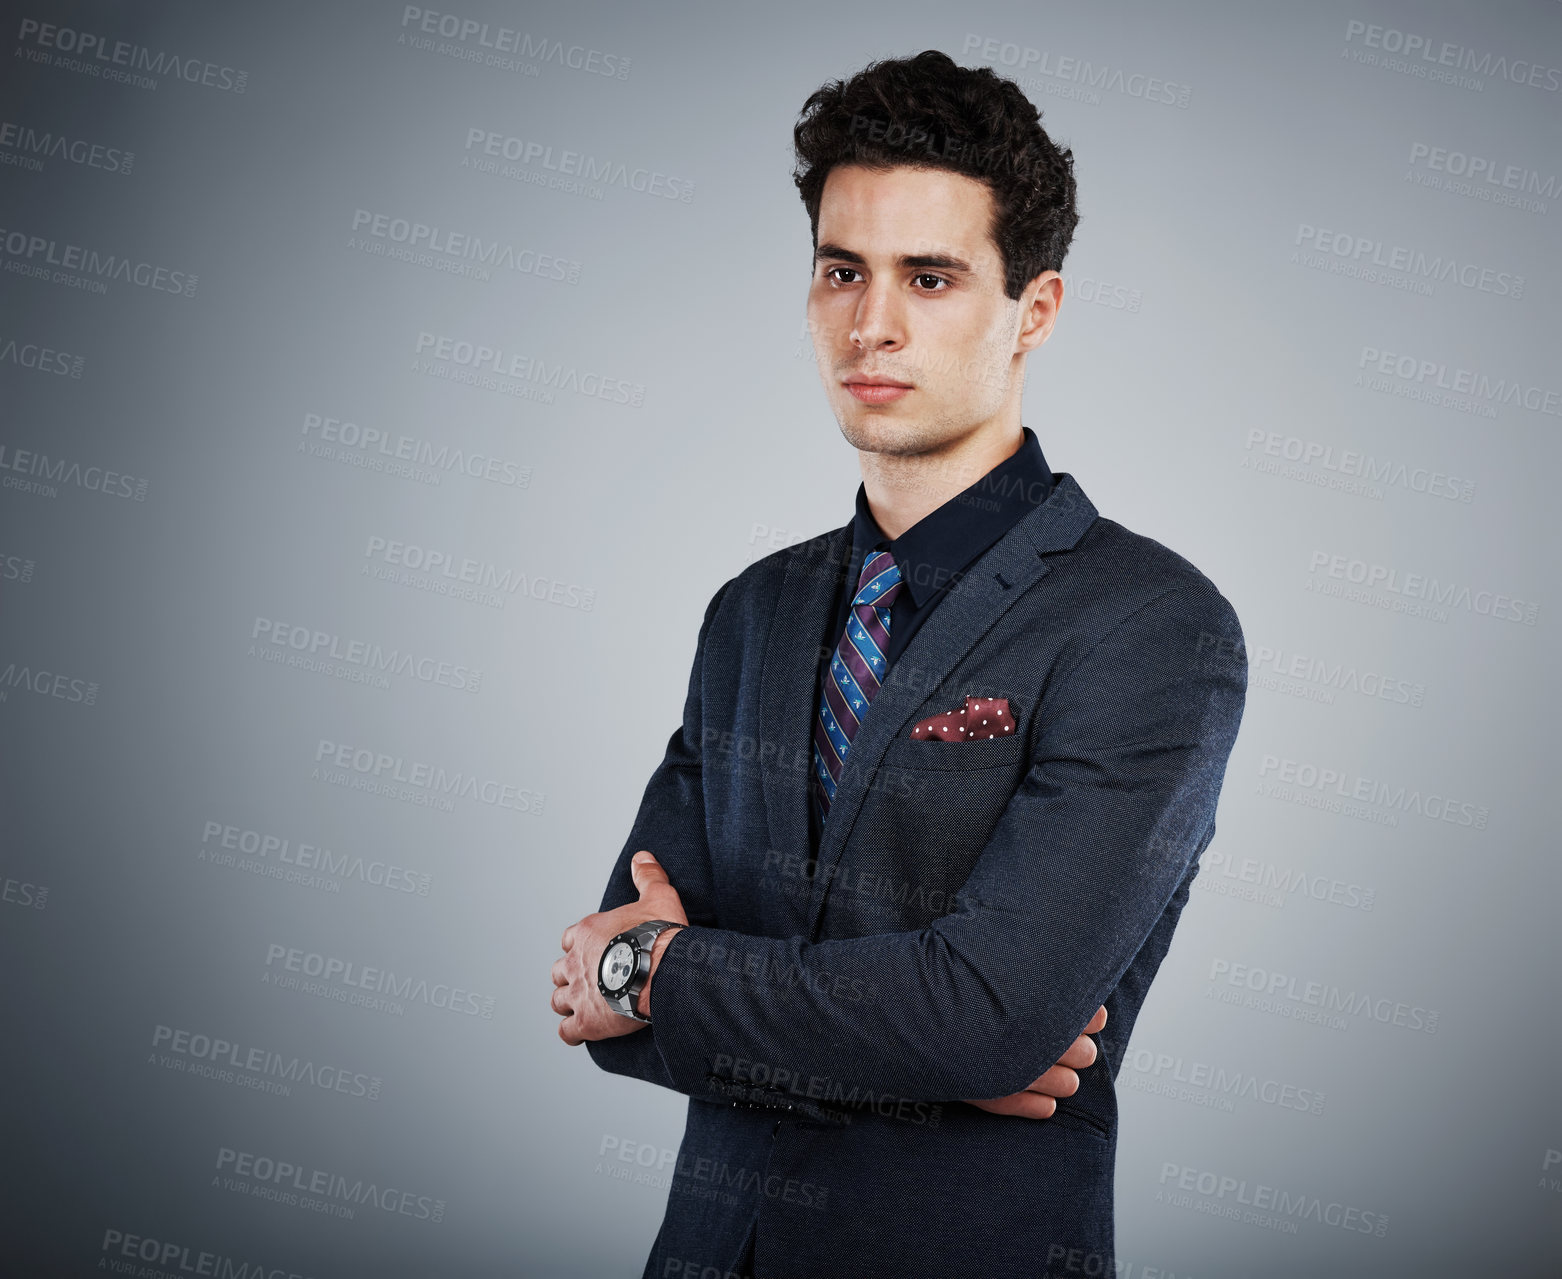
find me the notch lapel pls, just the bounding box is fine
[800,473,1098,938]
[756,520,852,912]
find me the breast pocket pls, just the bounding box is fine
[822,726,1031,937]
[880,728,1029,773]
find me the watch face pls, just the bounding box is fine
[600,940,637,993]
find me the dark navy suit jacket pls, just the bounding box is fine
[587,471,1248,1279]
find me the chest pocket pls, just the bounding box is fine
[819,726,1030,938]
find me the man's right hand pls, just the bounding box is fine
[961,1005,1108,1119]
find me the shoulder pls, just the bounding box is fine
[1038,517,1249,723]
[697,523,850,631]
[1058,513,1243,643]
[737,524,848,577]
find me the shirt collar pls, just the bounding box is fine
[849,425,1054,609]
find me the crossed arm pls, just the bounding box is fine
[553,850,1108,1117]
[551,578,1246,1111]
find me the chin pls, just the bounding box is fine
[838,412,938,457]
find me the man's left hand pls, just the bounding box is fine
[552,851,687,1045]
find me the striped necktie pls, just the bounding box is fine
[812,548,903,824]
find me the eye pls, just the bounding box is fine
[913,273,949,291]
[826,266,862,285]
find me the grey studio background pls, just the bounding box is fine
[0,1,1557,1276]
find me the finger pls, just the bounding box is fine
[558,1018,583,1047]
[550,986,572,1015]
[1055,1033,1098,1071]
[550,956,570,986]
[964,1092,1058,1120]
[1085,1004,1108,1034]
[631,851,672,893]
[1024,1064,1079,1099]
[561,923,575,952]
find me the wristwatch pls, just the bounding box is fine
[597,920,682,1024]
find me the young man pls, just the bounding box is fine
[551,50,1247,1279]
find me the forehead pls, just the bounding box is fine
[817,163,999,265]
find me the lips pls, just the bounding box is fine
[844,375,912,404]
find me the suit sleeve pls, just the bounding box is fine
[645,581,1248,1104]
[583,575,737,1094]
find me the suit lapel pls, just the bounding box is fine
[757,519,852,912]
[752,474,1098,940]
[798,473,1098,939]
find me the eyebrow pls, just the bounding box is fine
[814,242,976,276]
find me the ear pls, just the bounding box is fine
[1016,270,1063,353]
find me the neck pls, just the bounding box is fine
[859,420,1026,541]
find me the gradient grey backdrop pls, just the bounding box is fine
[2,1,1558,1275]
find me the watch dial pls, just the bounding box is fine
[601,941,636,993]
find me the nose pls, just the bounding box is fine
[850,282,903,351]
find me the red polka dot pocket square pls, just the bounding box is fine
[908,695,1016,741]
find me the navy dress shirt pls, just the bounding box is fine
[808,425,1054,848]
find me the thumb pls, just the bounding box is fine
[631,851,669,894]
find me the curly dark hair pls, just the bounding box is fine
[792,49,1079,299]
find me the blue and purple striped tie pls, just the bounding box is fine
[812,548,903,824]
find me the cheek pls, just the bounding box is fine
[808,307,851,351]
[926,321,1002,386]
[968,323,1017,381]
